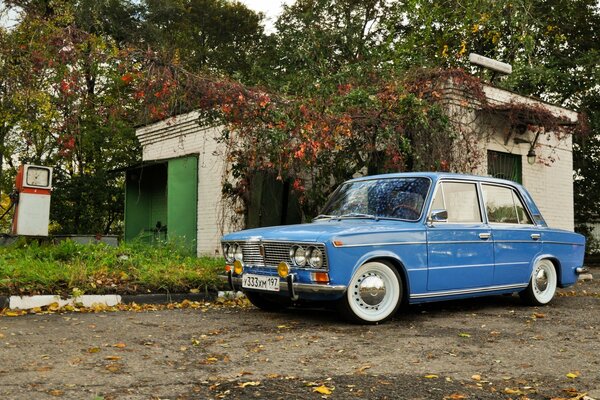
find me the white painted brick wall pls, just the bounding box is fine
[487,134,574,231]
[136,112,235,256]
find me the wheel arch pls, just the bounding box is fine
[532,254,563,287]
[351,252,410,305]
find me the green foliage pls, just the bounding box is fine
[0,240,225,295]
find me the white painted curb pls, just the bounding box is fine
[9,295,122,310]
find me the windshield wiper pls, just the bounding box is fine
[337,213,379,220]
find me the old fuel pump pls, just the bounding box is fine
[11,164,53,236]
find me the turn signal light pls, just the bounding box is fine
[277,262,290,278]
[225,265,232,273]
[233,260,244,275]
[311,272,330,283]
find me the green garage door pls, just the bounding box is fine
[167,156,198,253]
[125,156,198,254]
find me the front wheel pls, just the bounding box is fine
[520,259,557,306]
[337,261,403,324]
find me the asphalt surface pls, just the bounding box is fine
[1,276,599,400]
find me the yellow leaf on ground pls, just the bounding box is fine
[424,374,439,379]
[471,374,481,381]
[105,363,122,373]
[48,303,60,311]
[87,347,101,353]
[444,394,467,400]
[206,357,218,363]
[105,356,121,361]
[112,343,126,348]
[504,388,524,395]
[313,385,333,395]
[458,333,471,338]
[5,311,23,317]
[239,381,261,388]
[48,389,64,396]
[566,372,579,379]
[357,365,371,373]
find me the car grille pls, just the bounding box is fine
[230,241,328,270]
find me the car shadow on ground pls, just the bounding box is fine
[262,293,529,326]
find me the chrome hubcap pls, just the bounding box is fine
[358,274,386,306]
[535,268,548,292]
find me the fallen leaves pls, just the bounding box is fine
[238,381,260,388]
[105,363,123,373]
[356,364,371,374]
[457,333,471,338]
[0,297,251,318]
[424,374,439,379]
[566,371,580,379]
[313,385,333,395]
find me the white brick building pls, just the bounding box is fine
[126,85,579,256]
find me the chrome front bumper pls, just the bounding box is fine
[221,272,347,300]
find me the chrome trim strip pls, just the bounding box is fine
[222,275,347,294]
[428,240,492,245]
[543,241,584,246]
[495,261,529,266]
[333,241,425,248]
[410,283,528,299]
[428,263,494,270]
[494,240,540,243]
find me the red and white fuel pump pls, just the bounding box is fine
[11,164,53,236]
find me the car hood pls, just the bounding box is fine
[221,219,424,244]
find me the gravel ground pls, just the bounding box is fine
[0,273,599,400]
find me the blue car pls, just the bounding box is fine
[221,173,587,324]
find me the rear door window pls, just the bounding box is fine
[482,184,533,224]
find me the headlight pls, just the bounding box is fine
[290,245,307,266]
[234,244,243,261]
[225,244,235,263]
[307,247,323,268]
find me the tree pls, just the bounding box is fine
[140,0,265,78]
[0,1,141,234]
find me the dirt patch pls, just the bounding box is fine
[0,274,598,399]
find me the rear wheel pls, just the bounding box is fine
[520,259,557,306]
[244,291,291,312]
[338,261,403,324]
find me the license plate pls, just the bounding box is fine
[242,274,280,292]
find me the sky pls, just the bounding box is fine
[238,0,295,32]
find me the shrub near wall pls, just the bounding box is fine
[0,240,225,296]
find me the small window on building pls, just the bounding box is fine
[437,182,482,223]
[482,184,533,225]
[487,150,522,184]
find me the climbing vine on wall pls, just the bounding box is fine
[135,61,585,222]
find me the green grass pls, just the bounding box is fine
[0,239,226,296]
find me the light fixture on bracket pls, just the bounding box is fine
[527,129,542,165]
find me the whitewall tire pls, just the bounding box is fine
[520,259,557,306]
[338,261,403,324]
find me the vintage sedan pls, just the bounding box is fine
[221,173,586,324]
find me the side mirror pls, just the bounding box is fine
[428,209,448,225]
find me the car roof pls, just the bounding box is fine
[346,172,523,188]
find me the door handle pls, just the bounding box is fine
[479,233,491,240]
[531,233,541,240]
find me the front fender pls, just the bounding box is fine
[327,245,425,297]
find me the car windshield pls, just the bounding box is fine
[319,177,431,221]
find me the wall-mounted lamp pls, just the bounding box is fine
[527,148,536,165]
[526,129,542,165]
